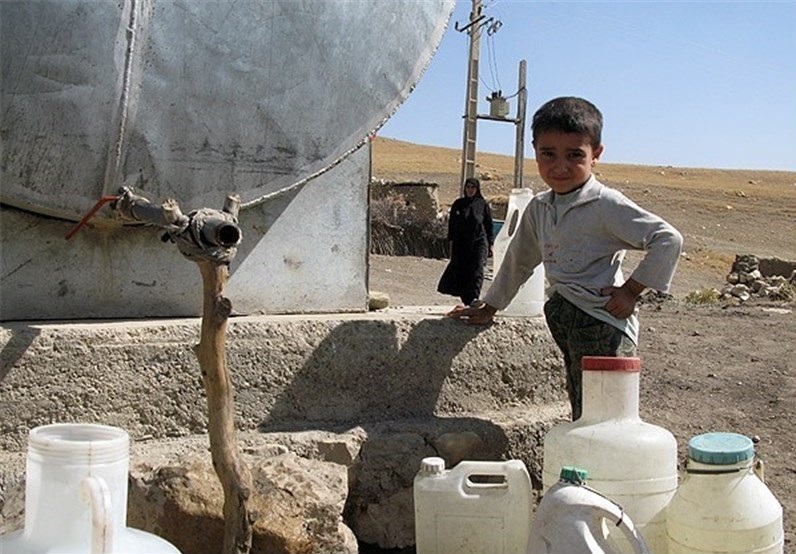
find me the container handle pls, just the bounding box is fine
[464,473,509,491]
[685,458,755,475]
[613,507,650,554]
[506,209,520,237]
[576,483,651,554]
[754,458,765,483]
[80,476,114,554]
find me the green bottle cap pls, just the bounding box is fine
[559,466,588,483]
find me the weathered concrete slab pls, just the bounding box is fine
[0,311,564,452]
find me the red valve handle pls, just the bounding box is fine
[65,195,122,240]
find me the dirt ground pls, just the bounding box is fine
[370,137,796,551]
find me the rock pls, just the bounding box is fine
[434,431,484,466]
[750,280,767,293]
[773,285,790,299]
[128,451,357,554]
[345,432,433,549]
[0,481,23,534]
[758,257,796,278]
[730,254,759,274]
[720,254,796,303]
[368,291,390,311]
[317,439,361,466]
[352,488,415,549]
[769,276,788,287]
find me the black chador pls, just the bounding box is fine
[437,178,494,307]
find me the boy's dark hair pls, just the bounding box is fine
[531,97,603,148]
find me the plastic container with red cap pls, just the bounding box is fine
[541,356,678,553]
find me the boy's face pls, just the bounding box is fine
[533,131,603,194]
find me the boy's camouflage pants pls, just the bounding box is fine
[544,292,637,420]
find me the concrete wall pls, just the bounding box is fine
[0,145,370,320]
[0,311,564,452]
[370,181,441,220]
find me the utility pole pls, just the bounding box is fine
[513,60,527,189]
[457,0,527,194]
[458,0,482,194]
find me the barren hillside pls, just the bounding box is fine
[372,136,796,294]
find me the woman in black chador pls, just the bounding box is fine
[437,177,494,306]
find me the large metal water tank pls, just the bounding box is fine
[1,0,454,320]
[1,0,454,220]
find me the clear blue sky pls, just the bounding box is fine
[380,0,796,171]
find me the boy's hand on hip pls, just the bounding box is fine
[601,282,643,320]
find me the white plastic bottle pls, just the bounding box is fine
[0,423,181,553]
[527,466,650,554]
[542,357,678,553]
[666,432,784,553]
[414,457,533,554]
[492,188,545,317]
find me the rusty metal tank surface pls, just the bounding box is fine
[0,0,454,220]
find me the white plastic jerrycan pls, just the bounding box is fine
[0,423,181,554]
[492,188,545,317]
[414,457,533,554]
[666,432,784,554]
[527,466,650,554]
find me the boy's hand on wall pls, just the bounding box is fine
[446,303,497,325]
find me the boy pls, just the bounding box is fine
[448,96,683,420]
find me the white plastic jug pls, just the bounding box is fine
[0,423,181,554]
[666,432,784,554]
[414,457,533,554]
[542,357,678,554]
[527,466,650,554]
[492,188,545,317]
